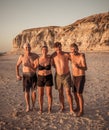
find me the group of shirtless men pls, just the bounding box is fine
[16,41,87,117]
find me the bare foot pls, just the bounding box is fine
[31,107,36,111]
[48,108,52,114]
[74,108,80,112]
[76,111,84,117]
[70,111,76,116]
[26,107,30,112]
[38,110,43,115]
[59,107,65,112]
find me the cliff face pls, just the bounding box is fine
[13,12,109,51]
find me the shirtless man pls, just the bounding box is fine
[70,43,87,117]
[16,43,38,112]
[52,42,75,115]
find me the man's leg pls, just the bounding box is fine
[74,92,80,112]
[77,93,84,116]
[58,87,64,112]
[31,90,36,110]
[65,87,74,113]
[25,92,30,112]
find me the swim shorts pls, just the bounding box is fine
[55,72,73,90]
[23,72,37,92]
[73,75,85,94]
[37,74,53,87]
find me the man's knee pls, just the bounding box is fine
[65,87,71,95]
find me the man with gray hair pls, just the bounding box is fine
[16,43,38,112]
[70,43,87,117]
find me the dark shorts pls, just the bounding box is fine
[37,74,53,87]
[23,72,37,92]
[73,75,85,94]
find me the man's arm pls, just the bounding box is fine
[51,57,56,68]
[33,58,39,69]
[67,52,71,61]
[32,53,39,60]
[50,52,56,68]
[16,55,22,80]
[76,53,87,70]
[81,53,87,70]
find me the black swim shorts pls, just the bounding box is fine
[23,72,37,92]
[73,75,85,94]
[37,74,53,87]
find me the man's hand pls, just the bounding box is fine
[75,63,80,68]
[73,62,80,68]
[16,75,22,80]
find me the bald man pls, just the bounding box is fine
[16,43,39,112]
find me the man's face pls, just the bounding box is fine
[54,45,62,52]
[70,47,77,54]
[24,44,31,52]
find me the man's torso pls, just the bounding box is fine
[22,53,38,73]
[70,53,85,76]
[53,52,70,75]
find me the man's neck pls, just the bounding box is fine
[56,50,63,55]
[74,52,79,56]
[25,51,31,56]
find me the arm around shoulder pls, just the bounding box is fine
[50,53,56,68]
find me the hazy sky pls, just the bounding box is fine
[0,0,109,52]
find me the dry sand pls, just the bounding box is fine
[0,52,109,130]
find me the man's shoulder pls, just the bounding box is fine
[47,54,51,57]
[19,54,24,58]
[63,51,70,57]
[17,54,24,62]
[78,53,85,60]
[51,52,57,58]
[70,52,84,58]
[80,53,85,57]
[63,51,69,54]
[31,52,38,56]
[69,52,73,57]
[31,52,39,58]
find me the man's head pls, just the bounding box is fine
[23,43,31,50]
[70,43,78,54]
[53,42,62,52]
[23,43,31,52]
[54,42,62,48]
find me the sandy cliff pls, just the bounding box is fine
[13,12,109,51]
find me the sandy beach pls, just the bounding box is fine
[0,52,109,130]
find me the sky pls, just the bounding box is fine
[0,0,109,52]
